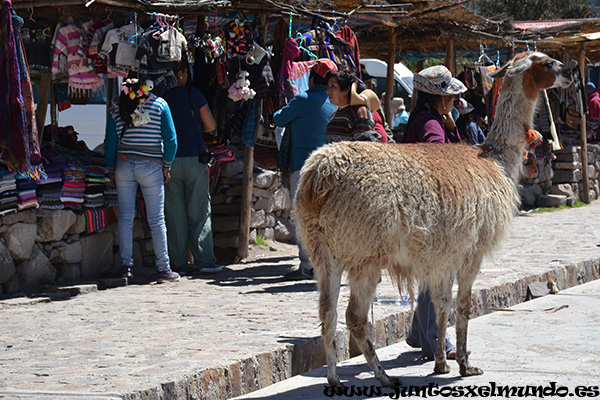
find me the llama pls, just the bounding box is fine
[294,52,572,387]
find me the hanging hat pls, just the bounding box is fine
[413,65,467,96]
[391,97,405,110]
[455,98,474,115]
[350,82,381,112]
[312,59,338,78]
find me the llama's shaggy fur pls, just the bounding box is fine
[294,52,572,387]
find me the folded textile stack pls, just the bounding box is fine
[61,165,86,211]
[84,165,108,208]
[0,170,18,216]
[15,174,39,211]
[104,177,118,207]
[37,163,64,210]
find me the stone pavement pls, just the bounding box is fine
[0,201,599,400]
[235,278,600,400]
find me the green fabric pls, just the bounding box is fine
[164,157,217,270]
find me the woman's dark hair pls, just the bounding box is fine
[119,86,141,138]
[329,68,359,93]
[309,70,328,87]
[404,90,441,132]
[174,53,189,75]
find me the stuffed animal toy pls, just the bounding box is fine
[228,70,256,101]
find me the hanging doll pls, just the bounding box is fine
[228,70,255,101]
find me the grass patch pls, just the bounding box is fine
[255,234,269,247]
[529,200,586,213]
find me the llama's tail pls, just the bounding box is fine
[293,145,345,278]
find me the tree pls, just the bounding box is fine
[477,0,591,20]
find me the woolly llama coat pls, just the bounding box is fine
[294,52,572,388]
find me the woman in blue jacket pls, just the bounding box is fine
[273,59,338,280]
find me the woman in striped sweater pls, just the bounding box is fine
[104,78,179,283]
[325,68,378,143]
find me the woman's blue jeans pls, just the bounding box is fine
[115,158,170,272]
[407,286,455,358]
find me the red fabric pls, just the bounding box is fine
[588,92,600,119]
[373,110,388,143]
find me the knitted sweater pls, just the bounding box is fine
[325,104,375,143]
[104,94,177,172]
[52,23,103,94]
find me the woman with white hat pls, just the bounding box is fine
[403,65,468,361]
[404,65,467,144]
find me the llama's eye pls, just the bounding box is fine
[544,62,554,68]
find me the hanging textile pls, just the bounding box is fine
[0,0,43,179]
[335,25,359,72]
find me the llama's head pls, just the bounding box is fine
[489,52,572,100]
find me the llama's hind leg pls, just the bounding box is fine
[456,258,484,376]
[318,265,344,388]
[346,268,401,387]
[431,280,453,374]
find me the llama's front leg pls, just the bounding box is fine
[432,281,452,374]
[318,267,344,388]
[346,268,401,387]
[456,262,484,376]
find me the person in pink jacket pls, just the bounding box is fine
[587,82,600,119]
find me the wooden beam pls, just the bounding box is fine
[385,27,397,125]
[35,72,52,137]
[237,13,270,260]
[237,142,254,259]
[579,45,590,204]
[445,37,456,76]
[411,60,424,113]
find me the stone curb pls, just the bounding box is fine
[118,257,600,400]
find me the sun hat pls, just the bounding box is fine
[455,98,474,115]
[413,65,467,96]
[391,97,405,110]
[350,82,381,112]
[312,59,338,78]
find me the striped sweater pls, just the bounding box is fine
[104,94,178,172]
[325,104,375,143]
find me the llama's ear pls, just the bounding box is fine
[489,57,533,79]
[505,57,532,77]
[489,62,510,79]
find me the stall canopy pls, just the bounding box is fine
[13,0,516,63]
[513,18,600,63]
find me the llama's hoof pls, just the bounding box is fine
[327,377,344,389]
[460,365,484,376]
[380,374,402,387]
[434,362,451,374]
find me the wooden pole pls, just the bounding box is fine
[579,45,590,204]
[35,72,52,137]
[237,13,269,259]
[237,143,254,259]
[385,27,397,124]
[411,60,424,112]
[445,37,456,76]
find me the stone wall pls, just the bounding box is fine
[211,158,294,249]
[550,144,600,203]
[0,156,293,296]
[519,144,600,208]
[0,210,115,296]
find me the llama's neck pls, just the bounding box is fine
[483,75,538,183]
